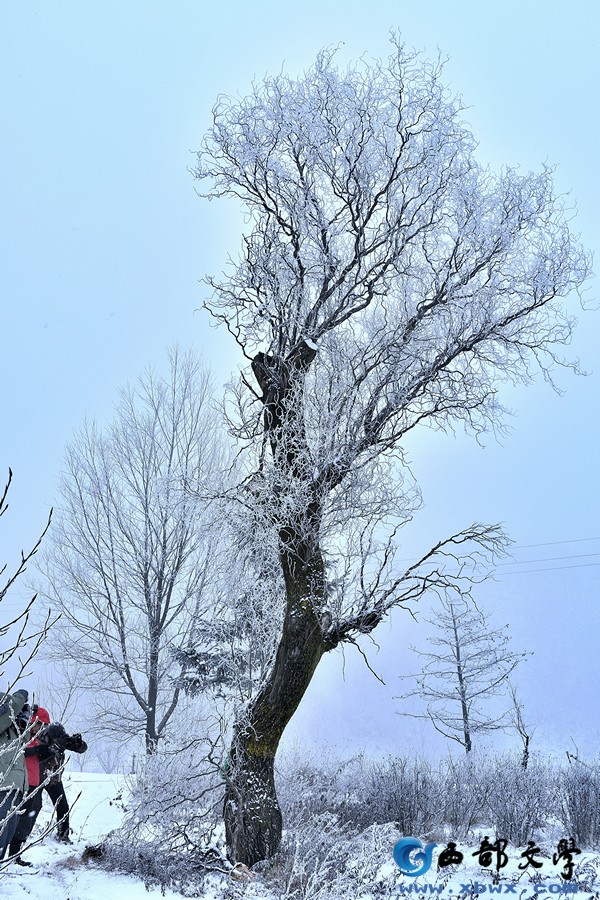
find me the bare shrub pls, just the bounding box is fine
[102,746,600,897]
[559,758,600,848]
[484,752,555,845]
[100,721,231,894]
[261,814,399,900]
[441,754,488,837]
[278,751,446,835]
[274,813,357,899]
[360,756,445,835]
[276,751,366,828]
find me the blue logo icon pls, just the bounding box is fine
[393,837,437,876]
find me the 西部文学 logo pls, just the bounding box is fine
[393,837,437,876]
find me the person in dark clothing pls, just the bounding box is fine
[8,706,56,866]
[38,722,88,842]
[8,708,87,862]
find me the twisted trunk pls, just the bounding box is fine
[225,348,327,865]
[224,522,326,864]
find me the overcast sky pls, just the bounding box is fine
[2,1,598,759]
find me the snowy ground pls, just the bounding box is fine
[3,773,600,899]
[0,772,188,900]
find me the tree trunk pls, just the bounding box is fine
[224,739,282,865]
[224,349,327,865]
[146,635,160,755]
[224,518,326,866]
[451,606,472,753]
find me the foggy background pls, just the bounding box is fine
[1,1,598,764]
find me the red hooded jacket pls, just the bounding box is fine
[24,706,51,788]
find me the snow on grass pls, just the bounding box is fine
[3,771,600,899]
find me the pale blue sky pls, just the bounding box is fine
[1,1,599,756]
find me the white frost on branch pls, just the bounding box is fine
[196,35,590,650]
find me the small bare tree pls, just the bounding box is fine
[508,680,531,769]
[39,349,224,754]
[398,595,528,752]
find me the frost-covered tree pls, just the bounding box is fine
[194,38,590,864]
[398,595,527,752]
[40,349,222,754]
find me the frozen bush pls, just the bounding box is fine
[100,728,230,895]
[441,754,488,837]
[485,752,555,845]
[277,751,366,827]
[275,813,357,899]
[100,742,600,898]
[361,755,445,834]
[559,758,600,848]
[278,751,446,835]
[261,813,400,900]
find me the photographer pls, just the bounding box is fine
[8,707,87,864]
[38,719,87,842]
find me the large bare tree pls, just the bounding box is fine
[40,349,221,753]
[194,39,590,864]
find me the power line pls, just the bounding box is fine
[397,538,600,567]
[499,551,600,566]
[496,561,600,576]
[511,536,600,550]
